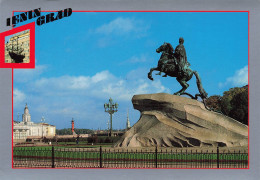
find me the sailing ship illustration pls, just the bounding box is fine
[6,36,25,63]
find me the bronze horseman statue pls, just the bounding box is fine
[148,37,208,100]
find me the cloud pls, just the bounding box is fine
[13,89,26,107]
[95,17,150,36]
[119,54,149,66]
[92,17,150,48]
[126,68,147,80]
[33,71,113,93]
[126,54,148,63]
[14,65,47,83]
[96,37,114,48]
[29,70,168,101]
[14,70,169,129]
[51,107,80,116]
[92,71,111,83]
[219,65,248,88]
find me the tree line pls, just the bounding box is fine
[205,85,248,125]
[56,128,94,135]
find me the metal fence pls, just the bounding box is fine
[13,146,248,168]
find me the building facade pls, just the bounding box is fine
[5,30,30,63]
[13,104,56,140]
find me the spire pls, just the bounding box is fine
[24,103,28,113]
[22,103,31,123]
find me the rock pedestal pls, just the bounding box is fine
[114,93,248,148]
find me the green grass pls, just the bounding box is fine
[13,147,248,162]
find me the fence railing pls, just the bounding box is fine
[13,146,248,168]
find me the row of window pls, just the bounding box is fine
[13,132,27,139]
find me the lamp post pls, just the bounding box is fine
[104,98,118,137]
[107,120,110,137]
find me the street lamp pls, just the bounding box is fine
[104,97,118,137]
[107,120,110,137]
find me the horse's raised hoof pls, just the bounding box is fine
[148,75,153,81]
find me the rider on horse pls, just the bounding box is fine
[148,38,208,100]
[157,38,190,78]
[174,37,190,77]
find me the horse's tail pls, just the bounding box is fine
[193,71,208,99]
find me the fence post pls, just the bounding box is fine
[155,146,158,168]
[217,146,219,168]
[100,146,102,168]
[240,150,243,168]
[52,145,55,168]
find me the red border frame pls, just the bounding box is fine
[10,10,250,170]
[0,22,35,68]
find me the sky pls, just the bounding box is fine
[12,12,248,130]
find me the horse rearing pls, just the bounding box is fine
[148,42,208,100]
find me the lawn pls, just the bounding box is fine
[13,146,248,162]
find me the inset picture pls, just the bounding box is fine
[5,30,30,63]
[0,22,35,68]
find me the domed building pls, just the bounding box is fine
[13,104,56,141]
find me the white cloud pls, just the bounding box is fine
[95,17,150,36]
[14,70,169,129]
[13,89,26,107]
[91,70,111,83]
[126,68,147,80]
[71,76,91,89]
[30,70,168,101]
[14,65,47,83]
[51,107,80,116]
[93,17,150,47]
[96,17,134,34]
[151,80,168,93]
[126,54,147,63]
[96,37,113,48]
[219,65,248,88]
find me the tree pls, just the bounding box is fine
[229,88,248,125]
[206,85,248,125]
[205,95,222,112]
[220,86,247,116]
[56,128,94,135]
[56,128,73,135]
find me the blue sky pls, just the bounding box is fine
[13,12,248,130]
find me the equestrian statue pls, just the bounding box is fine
[148,37,208,100]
